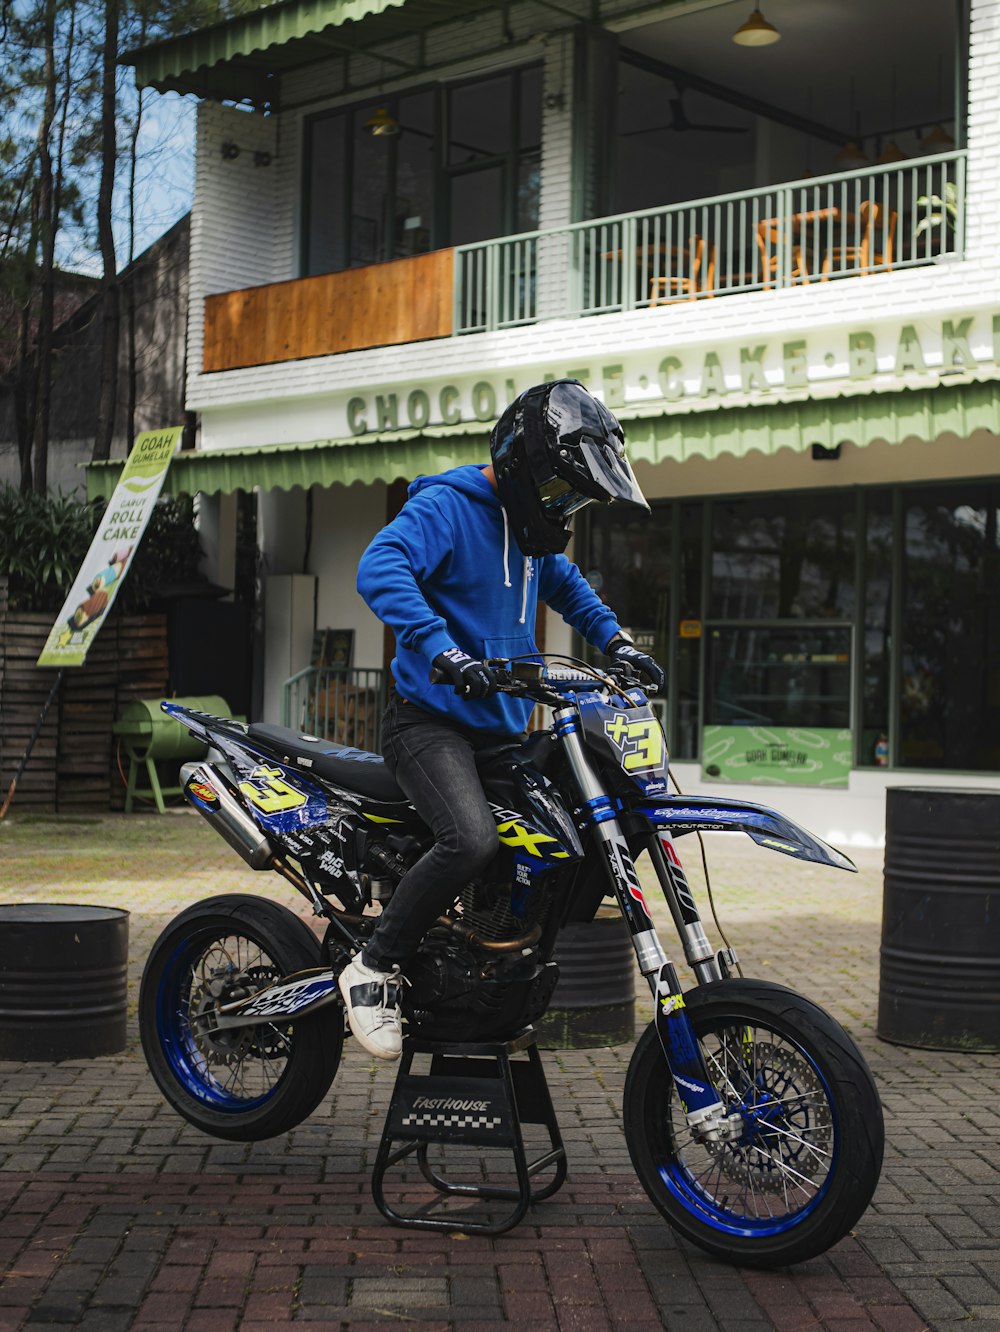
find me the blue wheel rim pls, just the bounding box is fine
[656,1021,839,1237]
[156,931,291,1113]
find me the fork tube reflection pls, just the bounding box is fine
[555,708,668,987]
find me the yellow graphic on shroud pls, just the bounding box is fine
[604,714,664,772]
[496,819,570,859]
[240,766,308,814]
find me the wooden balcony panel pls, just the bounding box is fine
[203,248,455,373]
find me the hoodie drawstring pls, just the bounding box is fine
[501,507,530,624]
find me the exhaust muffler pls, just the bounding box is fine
[181,762,275,870]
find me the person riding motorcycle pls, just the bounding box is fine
[344,380,665,1059]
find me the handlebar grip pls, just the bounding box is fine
[428,667,448,684]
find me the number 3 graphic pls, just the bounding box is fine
[240,765,307,813]
[622,720,663,772]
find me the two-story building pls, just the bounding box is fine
[95,0,997,844]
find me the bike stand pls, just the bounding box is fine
[371,1027,567,1236]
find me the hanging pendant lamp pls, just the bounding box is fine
[921,123,955,151]
[877,141,908,164]
[834,141,869,169]
[732,8,781,46]
[364,106,400,137]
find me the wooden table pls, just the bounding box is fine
[757,209,857,286]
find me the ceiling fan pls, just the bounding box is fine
[622,90,749,136]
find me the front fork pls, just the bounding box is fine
[556,712,738,1142]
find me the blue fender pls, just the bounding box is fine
[632,794,856,872]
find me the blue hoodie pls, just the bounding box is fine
[357,464,623,734]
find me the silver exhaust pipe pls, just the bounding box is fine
[181,762,275,870]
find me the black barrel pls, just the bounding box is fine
[0,905,130,1061]
[537,909,636,1049]
[878,788,1000,1052]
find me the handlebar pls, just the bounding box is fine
[429,656,656,705]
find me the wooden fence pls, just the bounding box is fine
[0,579,169,812]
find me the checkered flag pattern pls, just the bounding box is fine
[402,1110,503,1131]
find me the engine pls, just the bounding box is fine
[401,857,560,1041]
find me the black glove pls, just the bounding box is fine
[607,635,665,693]
[432,648,498,699]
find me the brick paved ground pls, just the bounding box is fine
[1,809,998,1331]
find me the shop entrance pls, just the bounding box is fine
[581,477,1000,783]
[703,622,852,786]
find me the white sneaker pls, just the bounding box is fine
[338,954,404,1061]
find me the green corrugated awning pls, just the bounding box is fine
[122,0,494,101]
[621,378,1000,463]
[85,424,490,500]
[85,381,1000,502]
[122,0,686,102]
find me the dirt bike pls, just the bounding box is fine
[138,656,883,1267]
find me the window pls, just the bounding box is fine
[711,493,856,620]
[900,485,1000,770]
[303,66,542,275]
[583,502,671,656]
[860,490,892,767]
[578,480,999,777]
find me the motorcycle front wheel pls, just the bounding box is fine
[139,894,343,1141]
[624,979,884,1268]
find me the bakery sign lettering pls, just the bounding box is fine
[344,314,1000,434]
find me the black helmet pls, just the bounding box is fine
[489,379,649,557]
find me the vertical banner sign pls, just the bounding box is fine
[37,427,182,668]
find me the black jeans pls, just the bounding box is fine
[362,697,510,970]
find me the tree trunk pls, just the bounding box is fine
[16,277,35,493]
[125,80,144,448]
[30,0,58,495]
[93,0,120,463]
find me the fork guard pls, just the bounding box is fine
[632,795,857,873]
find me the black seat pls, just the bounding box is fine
[247,723,404,801]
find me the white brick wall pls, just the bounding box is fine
[965,0,1000,260]
[187,101,281,403]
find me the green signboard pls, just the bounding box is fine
[702,725,852,787]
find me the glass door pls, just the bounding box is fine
[703,622,853,786]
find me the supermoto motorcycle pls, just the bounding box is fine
[138,655,883,1268]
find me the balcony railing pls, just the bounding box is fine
[282,666,387,754]
[454,151,965,334]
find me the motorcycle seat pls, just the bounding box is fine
[247,723,404,801]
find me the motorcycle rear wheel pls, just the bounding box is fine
[139,894,343,1141]
[623,979,884,1268]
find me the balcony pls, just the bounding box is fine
[202,154,963,373]
[455,152,965,333]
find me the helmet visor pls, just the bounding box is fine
[538,475,597,520]
[577,437,650,511]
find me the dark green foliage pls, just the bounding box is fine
[0,483,206,612]
[117,494,207,612]
[0,484,99,611]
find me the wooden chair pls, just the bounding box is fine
[755,219,808,288]
[648,236,715,303]
[821,201,897,277]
